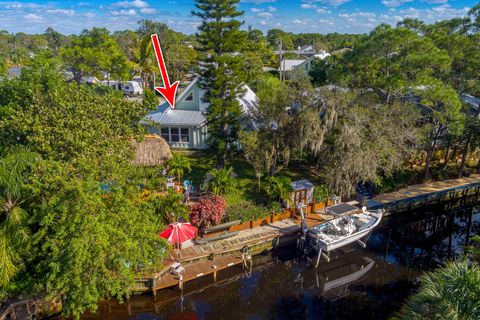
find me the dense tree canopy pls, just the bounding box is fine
[61,28,130,83]
[193,0,247,168]
[0,57,169,318]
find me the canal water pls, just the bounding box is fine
[82,203,479,320]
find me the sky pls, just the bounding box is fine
[0,0,477,35]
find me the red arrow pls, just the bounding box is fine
[151,33,179,109]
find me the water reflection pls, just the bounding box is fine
[81,204,479,320]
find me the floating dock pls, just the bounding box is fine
[370,174,480,214]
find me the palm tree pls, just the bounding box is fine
[264,175,293,207]
[202,167,236,195]
[150,190,189,225]
[166,154,191,182]
[393,261,480,320]
[130,35,156,89]
[0,148,40,286]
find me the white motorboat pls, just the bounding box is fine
[307,203,384,266]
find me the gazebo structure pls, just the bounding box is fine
[290,179,315,209]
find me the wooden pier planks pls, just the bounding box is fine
[373,174,480,205]
[152,251,245,292]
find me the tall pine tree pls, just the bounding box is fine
[193,0,246,168]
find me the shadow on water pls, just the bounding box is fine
[81,202,480,320]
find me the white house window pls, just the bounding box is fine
[185,92,193,101]
[171,128,180,142]
[160,128,169,141]
[180,128,190,142]
[161,127,190,144]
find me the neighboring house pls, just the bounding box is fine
[279,59,312,76]
[461,93,480,116]
[297,45,316,56]
[314,50,331,60]
[275,45,330,58]
[144,77,258,149]
[279,52,331,78]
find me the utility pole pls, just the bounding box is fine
[278,37,283,82]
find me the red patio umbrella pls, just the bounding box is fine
[160,222,197,245]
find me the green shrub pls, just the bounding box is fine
[313,184,333,202]
[202,167,236,195]
[268,201,283,213]
[264,175,293,207]
[166,154,191,181]
[143,88,158,111]
[225,200,270,223]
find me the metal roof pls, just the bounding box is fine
[291,179,314,191]
[280,59,307,71]
[147,109,206,126]
[462,93,480,108]
[147,77,258,127]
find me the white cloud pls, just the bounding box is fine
[241,0,277,4]
[252,6,276,13]
[316,8,331,14]
[257,12,273,17]
[140,7,156,14]
[46,9,75,17]
[423,0,448,3]
[339,11,376,18]
[113,0,149,8]
[303,0,351,6]
[301,3,317,9]
[3,2,43,9]
[24,13,42,21]
[110,9,137,16]
[381,0,414,8]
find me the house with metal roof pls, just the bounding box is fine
[279,53,329,79]
[145,77,258,149]
[461,93,480,116]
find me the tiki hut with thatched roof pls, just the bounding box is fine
[132,134,172,166]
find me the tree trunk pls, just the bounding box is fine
[425,147,433,181]
[457,137,470,178]
[425,125,441,181]
[477,156,480,173]
[443,142,451,169]
[216,154,226,169]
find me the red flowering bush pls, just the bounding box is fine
[189,196,227,230]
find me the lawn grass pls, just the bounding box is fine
[176,151,323,205]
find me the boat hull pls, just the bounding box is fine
[308,211,383,252]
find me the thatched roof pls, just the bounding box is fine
[132,134,172,166]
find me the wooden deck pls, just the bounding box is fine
[373,174,480,205]
[138,213,329,293]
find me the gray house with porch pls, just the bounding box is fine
[145,77,258,149]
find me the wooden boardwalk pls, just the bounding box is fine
[371,174,480,214]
